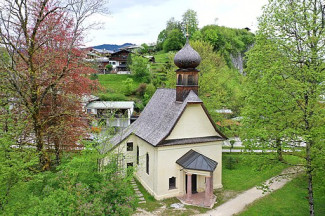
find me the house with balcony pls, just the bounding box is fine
[86,101,134,132]
[109,49,131,73]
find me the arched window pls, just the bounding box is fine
[169,177,176,189]
[188,75,195,85]
[146,153,149,175]
[136,146,139,165]
[177,74,183,85]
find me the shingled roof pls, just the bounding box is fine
[109,88,226,148]
[176,149,218,172]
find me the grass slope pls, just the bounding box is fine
[222,154,300,191]
[239,176,325,216]
[98,74,141,93]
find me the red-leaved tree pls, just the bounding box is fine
[0,0,107,170]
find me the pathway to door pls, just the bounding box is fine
[197,166,303,216]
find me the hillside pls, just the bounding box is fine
[91,43,135,51]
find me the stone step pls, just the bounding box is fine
[138,197,145,201]
[139,201,146,204]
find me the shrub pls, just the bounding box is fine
[225,156,237,170]
[0,142,137,216]
[90,73,98,80]
[105,64,113,72]
[122,78,135,96]
[136,83,147,97]
[128,54,151,83]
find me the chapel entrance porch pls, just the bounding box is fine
[176,149,218,208]
[178,172,216,208]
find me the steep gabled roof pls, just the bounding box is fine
[109,88,226,148]
[176,149,218,172]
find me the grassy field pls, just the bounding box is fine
[222,154,301,191]
[98,74,141,93]
[238,176,325,216]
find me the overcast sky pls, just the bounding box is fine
[85,0,269,47]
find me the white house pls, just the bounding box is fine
[106,36,227,207]
[86,101,134,129]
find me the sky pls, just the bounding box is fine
[85,0,269,47]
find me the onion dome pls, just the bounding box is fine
[174,35,201,69]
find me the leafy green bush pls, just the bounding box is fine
[136,83,147,97]
[129,54,151,83]
[90,73,98,80]
[122,78,135,96]
[105,64,113,72]
[143,83,156,105]
[163,29,185,52]
[0,142,137,216]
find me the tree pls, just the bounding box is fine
[163,29,185,52]
[129,54,151,83]
[165,17,182,33]
[140,43,149,54]
[156,13,194,51]
[242,38,297,162]
[0,0,106,170]
[156,29,167,51]
[182,9,199,37]
[106,64,113,73]
[243,0,325,214]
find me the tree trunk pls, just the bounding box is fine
[276,138,283,161]
[306,141,314,216]
[33,115,51,171]
[54,138,60,165]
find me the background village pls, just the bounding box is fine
[0,1,324,216]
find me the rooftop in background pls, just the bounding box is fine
[86,101,134,109]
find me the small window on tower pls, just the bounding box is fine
[188,75,195,85]
[177,74,183,85]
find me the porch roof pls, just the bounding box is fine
[176,149,218,172]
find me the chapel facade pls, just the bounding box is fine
[108,36,227,207]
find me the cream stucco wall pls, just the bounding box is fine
[166,104,221,140]
[109,134,158,197]
[154,142,222,200]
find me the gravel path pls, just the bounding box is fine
[198,167,303,216]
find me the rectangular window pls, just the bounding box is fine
[169,177,176,189]
[87,108,92,114]
[127,142,133,151]
[127,162,133,167]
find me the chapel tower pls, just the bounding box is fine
[174,34,201,102]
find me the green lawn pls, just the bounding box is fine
[238,176,325,216]
[98,74,141,93]
[96,74,144,101]
[222,154,301,191]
